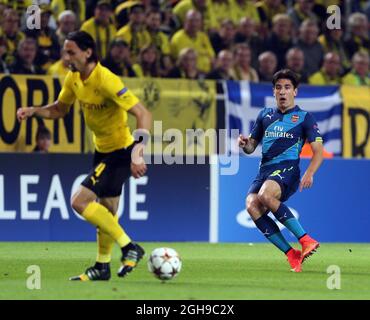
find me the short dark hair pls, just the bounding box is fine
[66,31,98,63]
[36,125,51,141]
[272,69,300,88]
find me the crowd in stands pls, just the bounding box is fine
[0,0,369,85]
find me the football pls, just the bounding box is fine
[147,247,182,281]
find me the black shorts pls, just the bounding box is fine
[81,143,136,198]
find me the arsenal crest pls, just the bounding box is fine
[291,115,299,123]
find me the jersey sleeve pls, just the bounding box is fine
[249,109,265,142]
[303,112,323,143]
[104,73,140,111]
[57,71,76,105]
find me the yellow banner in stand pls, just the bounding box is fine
[0,74,217,155]
[0,74,81,153]
[341,85,370,158]
[84,77,217,155]
[129,78,216,155]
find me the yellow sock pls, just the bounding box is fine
[82,202,131,248]
[96,215,118,263]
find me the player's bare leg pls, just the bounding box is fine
[246,192,301,272]
[246,193,268,222]
[258,180,319,267]
[257,180,282,213]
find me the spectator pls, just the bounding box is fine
[0,2,6,27]
[168,47,205,79]
[80,0,116,60]
[233,43,259,82]
[173,0,218,32]
[159,1,182,36]
[285,47,308,83]
[210,19,236,54]
[257,51,277,82]
[116,3,151,63]
[231,0,260,26]
[51,0,85,27]
[309,52,342,85]
[288,0,318,31]
[206,49,236,80]
[146,8,173,75]
[295,19,324,76]
[365,2,370,25]
[33,126,51,153]
[47,49,70,77]
[56,10,78,48]
[256,0,286,38]
[132,44,162,78]
[24,4,61,70]
[0,8,25,67]
[344,13,370,59]
[319,26,350,72]
[101,39,136,77]
[234,17,264,69]
[0,0,28,21]
[342,51,370,86]
[0,36,9,73]
[170,9,215,74]
[264,14,293,70]
[211,0,237,29]
[10,38,45,75]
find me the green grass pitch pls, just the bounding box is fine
[1,242,370,300]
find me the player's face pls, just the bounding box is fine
[63,40,92,72]
[273,79,297,111]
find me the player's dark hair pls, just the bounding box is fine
[35,125,51,141]
[272,69,300,89]
[66,31,98,63]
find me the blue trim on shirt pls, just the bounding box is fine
[116,87,128,96]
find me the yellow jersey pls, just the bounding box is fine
[57,62,139,153]
[170,29,215,73]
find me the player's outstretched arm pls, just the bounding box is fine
[17,100,71,121]
[299,141,323,192]
[238,134,258,154]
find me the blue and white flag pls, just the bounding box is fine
[224,81,342,156]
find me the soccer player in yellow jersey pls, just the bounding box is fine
[17,31,152,281]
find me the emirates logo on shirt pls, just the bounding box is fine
[291,115,299,123]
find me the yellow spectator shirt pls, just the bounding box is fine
[173,0,218,31]
[211,0,238,27]
[116,24,151,62]
[57,63,139,153]
[308,70,342,85]
[231,0,260,25]
[170,29,215,73]
[51,0,86,25]
[80,18,117,60]
[47,59,69,77]
[342,71,370,86]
